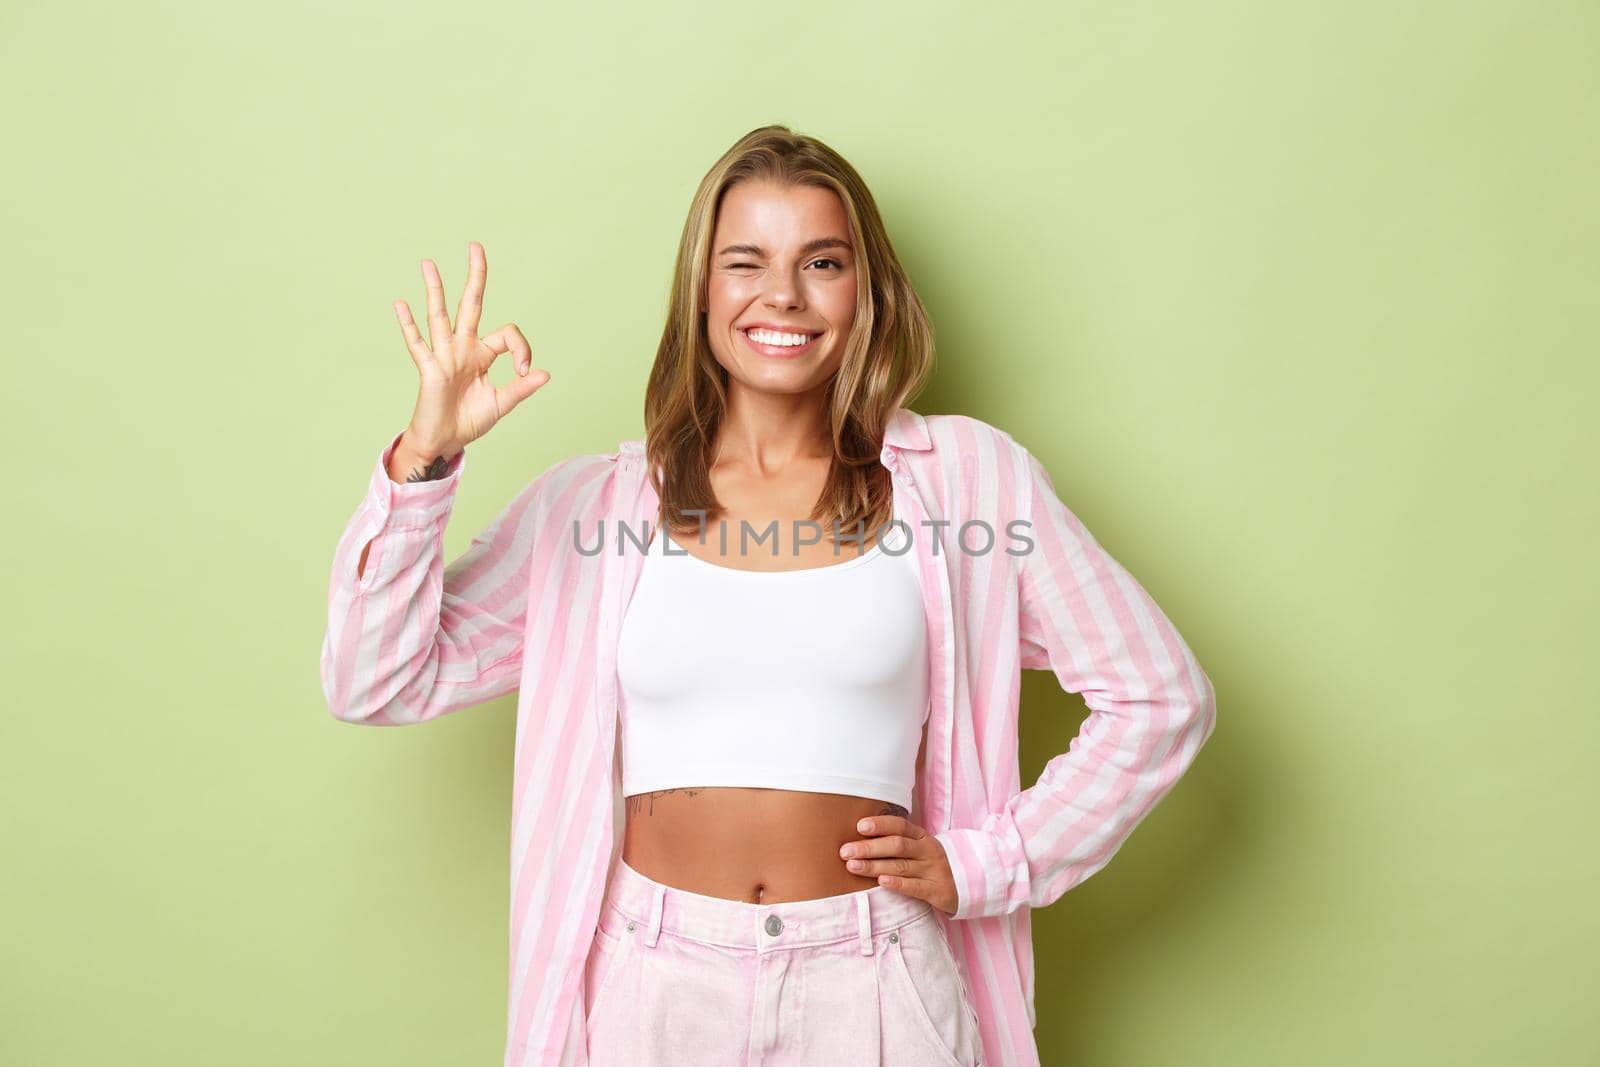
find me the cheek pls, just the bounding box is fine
[837,292,859,326]
[817,276,858,329]
[703,283,744,364]
[707,275,753,319]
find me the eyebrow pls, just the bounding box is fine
[715,237,853,258]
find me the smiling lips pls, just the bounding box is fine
[741,326,819,358]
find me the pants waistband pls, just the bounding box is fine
[604,856,934,956]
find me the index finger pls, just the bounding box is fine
[421,258,452,349]
[454,241,488,338]
[856,814,923,838]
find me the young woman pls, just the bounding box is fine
[321,125,1216,1067]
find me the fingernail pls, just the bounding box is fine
[840,845,854,859]
[848,860,865,870]
[858,819,871,832]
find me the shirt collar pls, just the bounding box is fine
[882,406,933,453]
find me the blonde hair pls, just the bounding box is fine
[642,124,936,543]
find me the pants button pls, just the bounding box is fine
[764,914,784,936]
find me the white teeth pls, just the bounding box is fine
[746,328,812,347]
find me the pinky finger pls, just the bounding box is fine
[393,300,436,372]
[877,874,933,901]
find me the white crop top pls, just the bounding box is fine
[615,506,930,811]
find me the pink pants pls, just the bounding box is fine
[583,856,984,1066]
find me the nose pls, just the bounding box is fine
[762,268,804,311]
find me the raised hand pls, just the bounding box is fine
[391,241,551,466]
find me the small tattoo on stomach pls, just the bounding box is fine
[626,788,705,817]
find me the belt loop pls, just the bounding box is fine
[856,891,873,955]
[645,881,665,948]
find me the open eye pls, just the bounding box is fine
[722,257,844,272]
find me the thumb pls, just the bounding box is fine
[496,368,551,416]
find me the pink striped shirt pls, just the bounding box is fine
[320,406,1216,1066]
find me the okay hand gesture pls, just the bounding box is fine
[392,241,551,461]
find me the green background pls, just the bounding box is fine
[4,1,1595,1063]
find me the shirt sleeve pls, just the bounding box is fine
[934,445,1217,919]
[318,428,549,725]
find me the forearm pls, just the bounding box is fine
[353,436,460,581]
[936,665,1215,919]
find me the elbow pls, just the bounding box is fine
[320,673,386,726]
[320,670,406,727]
[1153,651,1216,761]
[321,687,400,727]
[324,699,390,727]
[1185,666,1218,753]
[319,636,397,726]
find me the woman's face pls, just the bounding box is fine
[704,179,859,399]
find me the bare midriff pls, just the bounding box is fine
[621,787,912,904]
[624,515,919,905]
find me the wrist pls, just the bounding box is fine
[388,438,461,486]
